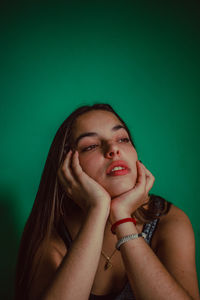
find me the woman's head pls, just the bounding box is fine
[71,109,138,197]
[50,103,137,201]
[54,103,135,162]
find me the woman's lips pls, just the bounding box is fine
[106,160,130,176]
[108,168,129,176]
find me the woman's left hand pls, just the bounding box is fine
[109,161,155,222]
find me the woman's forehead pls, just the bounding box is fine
[73,110,122,136]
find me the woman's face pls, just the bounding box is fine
[72,110,138,198]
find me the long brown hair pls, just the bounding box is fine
[15,103,171,299]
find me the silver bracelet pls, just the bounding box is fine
[116,232,147,250]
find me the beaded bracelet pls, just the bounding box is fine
[116,232,147,250]
[111,217,136,234]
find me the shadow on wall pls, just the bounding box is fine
[0,188,21,300]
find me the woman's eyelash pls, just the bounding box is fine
[82,144,98,152]
[119,137,130,143]
[81,138,130,152]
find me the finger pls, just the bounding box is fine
[65,186,72,198]
[71,151,84,180]
[58,157,80,198]
[63,149,73,169]
[139,162,151,176]
[59,150,74,183]
[142,194,150,208]
[140,164,155,193]
[134,161,146,190]
[145,173,155,193]
[57,168,73,196]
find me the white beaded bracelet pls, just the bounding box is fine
[116,232,147,250]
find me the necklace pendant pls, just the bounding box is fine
[104,260,112,270]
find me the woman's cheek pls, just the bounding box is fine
[78,155,99,178]
[79,157,90,173]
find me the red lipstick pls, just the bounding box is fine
[106,160,130,176]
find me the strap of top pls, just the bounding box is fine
[143,218,159,246]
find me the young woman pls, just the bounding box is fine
[15,104,199,300]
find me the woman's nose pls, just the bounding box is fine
[104,143,120,158]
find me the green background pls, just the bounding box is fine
[1,1,199,298]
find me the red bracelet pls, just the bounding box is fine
[111,217,136,234]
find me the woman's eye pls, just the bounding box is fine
[119,137,130,143]
[82,144,98,152]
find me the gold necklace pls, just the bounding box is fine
[101,248,117,270]
[101,219,117,270]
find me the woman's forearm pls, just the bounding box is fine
[115,220,193,300]
[42,206,109,300]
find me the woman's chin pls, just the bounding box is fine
[106,181,135,198]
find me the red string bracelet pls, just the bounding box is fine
[111,217,136,234]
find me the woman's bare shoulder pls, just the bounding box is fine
[151,203,193,252]
[154,204,199,299]
[157,203,193,239]
[51,228,68,257]
[29,230,67,300]
[36,229,67,267]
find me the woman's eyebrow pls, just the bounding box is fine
[75,124,126,145]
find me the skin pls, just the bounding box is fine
[72,110,139,198]
[29,110,200,300]
[60,110,153,218]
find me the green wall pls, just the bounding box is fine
[1,1,199,298]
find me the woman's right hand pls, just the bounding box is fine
[57,150,111,214]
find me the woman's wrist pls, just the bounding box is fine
[115,221,138,238]
[109,210,138,237]
[109,208,131,224]
[88,202,110,221]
